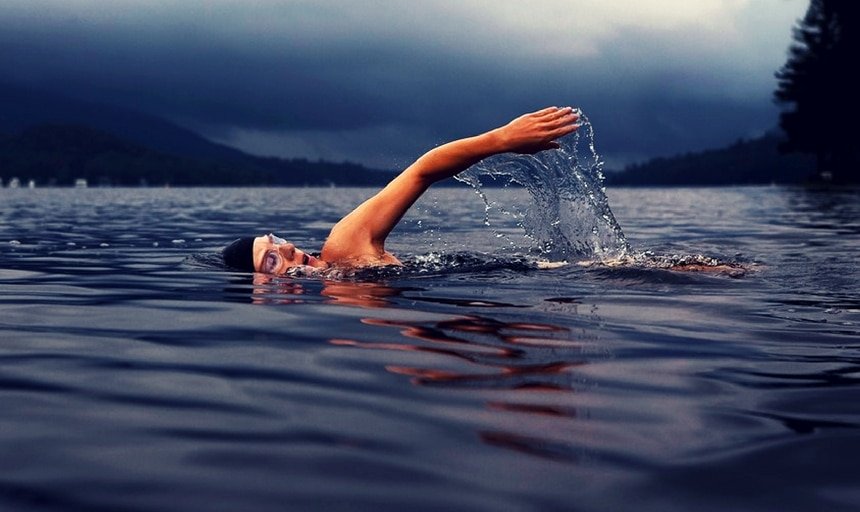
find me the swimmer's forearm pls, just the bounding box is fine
[409,131,506,184]
[409,106,579,184]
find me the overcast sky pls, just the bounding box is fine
[0,0,808,169]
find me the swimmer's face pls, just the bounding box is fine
[253,233,326,274]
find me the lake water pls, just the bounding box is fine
[1,185,858,512]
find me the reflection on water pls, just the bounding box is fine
[333,315,581,388]
[332,315,586,459]
[243,273,599,462]
[251,273,419,308]
[308,279,591,460]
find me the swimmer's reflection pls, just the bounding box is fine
[251,273,308,305]
[251,273,412,308]
[334,315,581,389]
[320,281,416,308]
[330,313,587,461]
[249,277,588,460]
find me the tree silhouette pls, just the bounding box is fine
[775,0,860,183]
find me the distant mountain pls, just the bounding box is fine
[0,83,253,163]
[0,83,395,186]
[0,124,271,186]
[607,132,816,186]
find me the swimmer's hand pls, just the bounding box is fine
[494,106,581,154]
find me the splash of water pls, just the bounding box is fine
[455,109,629,261]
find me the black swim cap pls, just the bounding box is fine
[222,236,256,272]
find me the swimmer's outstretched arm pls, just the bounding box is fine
[321,107,580,263]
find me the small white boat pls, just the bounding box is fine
[9,178,20,188]
[74,178,88,188]
[28,180,36,189]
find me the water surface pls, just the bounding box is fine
[1,186,858,512]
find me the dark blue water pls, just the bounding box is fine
[1,186,858,512]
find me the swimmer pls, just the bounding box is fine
[222,106,581,274]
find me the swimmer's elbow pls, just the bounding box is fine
[409,131,504,184]
[408,152,464,186]
[401,160,438,188]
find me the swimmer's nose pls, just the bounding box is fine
[279,243,296,258]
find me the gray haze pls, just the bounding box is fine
[0,0,808,168]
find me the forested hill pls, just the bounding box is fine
[0,83,395,186]
[1,124,259,186]
[0,124,394,186]
[607,132,817,186]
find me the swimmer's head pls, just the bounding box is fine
[223,233,326,274]
[222,236,256,272]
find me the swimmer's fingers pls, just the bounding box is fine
[532,106,561,117]
[538,113,580,142]
[549,122,581,139]
[543,106,577,122]
[542,109,579,127]
[535,107,567,118]
[533,106,579,125]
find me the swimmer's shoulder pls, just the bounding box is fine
[321,240,402,268]
[328,252,402,268]
[322,222,402,268]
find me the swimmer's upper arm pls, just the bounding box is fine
[322,170,429,259]
[324,132,505,258]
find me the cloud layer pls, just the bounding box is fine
[0,0,808,167]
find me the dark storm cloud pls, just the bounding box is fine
[0,1,807,167]
[1,16,555,133]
